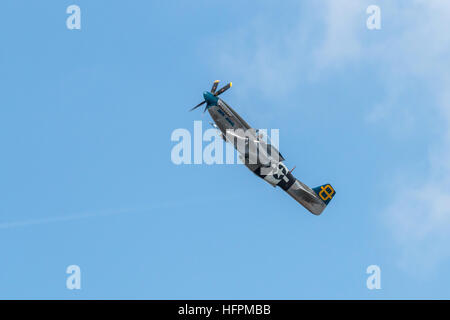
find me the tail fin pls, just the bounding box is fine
[312,184,336,205]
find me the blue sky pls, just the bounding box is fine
[1,0,450,299]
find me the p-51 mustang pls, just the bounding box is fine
[189,80,335,215]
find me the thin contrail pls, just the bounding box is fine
[0,196,231,230]
[0,207,149,229]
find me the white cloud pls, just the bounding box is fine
[214,0,450,273]
[214,15,312,100]
[212,1,372,101]
[313,1,365,69]
[324,0,450,273]
[372,1,450,273]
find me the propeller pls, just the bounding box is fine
[189,101,206,112]
[211,80,220,94]
[189,80,232,112]
[214,82,232,96]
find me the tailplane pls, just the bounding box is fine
[312,184,336,206]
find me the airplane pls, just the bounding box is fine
[189,80,336,215]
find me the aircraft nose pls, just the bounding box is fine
[203,91,212,101]
[203,91,218,106]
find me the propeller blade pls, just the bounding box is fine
[214,82,232,96]
[211,80,220,94]
[189,100,206,111]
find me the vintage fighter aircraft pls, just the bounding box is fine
[189,80,335,215]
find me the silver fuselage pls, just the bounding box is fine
[207,99,327,215]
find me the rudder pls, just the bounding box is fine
[312,184,336,205]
